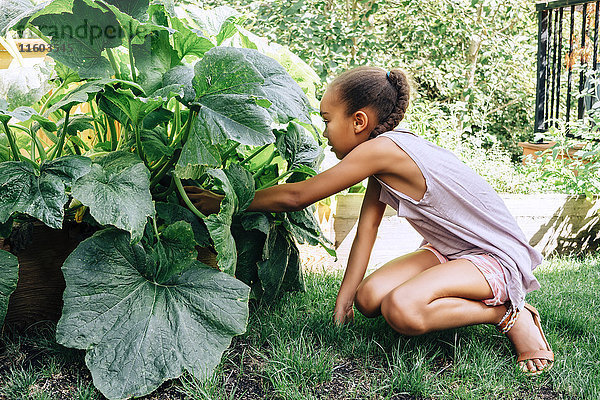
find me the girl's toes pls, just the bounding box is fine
[526,360,536,372]
[519,361,527,372]
[534,359,545,371]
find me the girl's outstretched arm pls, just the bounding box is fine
[333,176,387,325]
[186,138,391,214]
[247,138,390,212]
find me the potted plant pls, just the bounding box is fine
[0,1,334,399]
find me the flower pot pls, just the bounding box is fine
[1,223,84,330]
[517,141,587,164]
[1,223,218,331]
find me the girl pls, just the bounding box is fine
[185,66,554,376]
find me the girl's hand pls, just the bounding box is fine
[183,186,224,216]
[333,299,355,326]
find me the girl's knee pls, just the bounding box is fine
[380,291,427,336]
[354,281,382,318]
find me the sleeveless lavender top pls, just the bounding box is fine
[373,128,543,310]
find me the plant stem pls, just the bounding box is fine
[107,118,118,150]
[88,101,104,143]
[2,121,21,161]
[30,131,36,161]
[117,124,130,150]
[152,217,160,243]
[40,79,69,115]
[150,149,181,189]
[258,170,295,190]
[169,101,180,142]
[252,151,276,179]
[150,155,167,172]
[134,123,149,168]
[241,143,270,165]
[70,137,81,155]
[127,34,137,82]
[10,124,46,161]
[150,111,198,188]
[172,110,197,147]
[153,176,175,200]
[174,176,206,219]
[180,110,197,144]
[221,143,241,167]
[49,107,71,160]
[27,25,51,44]
[106,48,121,79]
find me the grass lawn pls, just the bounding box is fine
[0,253,598,400]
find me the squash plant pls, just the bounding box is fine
[0,1,334,399]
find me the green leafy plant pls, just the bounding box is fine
[523,125,600,199]
[0,1,333,398]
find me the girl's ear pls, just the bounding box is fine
[352,110,369,133]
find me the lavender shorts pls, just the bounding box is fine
[418,243,509,306]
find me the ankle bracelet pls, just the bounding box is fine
[496,303,520,334]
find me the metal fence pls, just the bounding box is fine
[535,0,600,139]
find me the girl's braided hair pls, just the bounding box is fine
[330,66,410,138]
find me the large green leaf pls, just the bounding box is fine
[231,220,265,300]
[56,114,94,136]
[279,239,304,294]
[127,126,173,165]
[155,202,211,247]
[31,0,123,79]
[257,223,292,304]
[177,118,222,171]
[163,65,195,105]
[47,78,115,114]
[177,4,239,39]
[170,17,214,60]
[0,156,91,228]
[56,228,249,400]
[71,151,154,241]
[0,249,19,326]
[275,122,324,171]
[132,31,179,95]
[238,48,313,124]
[151,221,196,283]
[281,207,335,257]
[194,93,273,147]
[203,168,237,275]
[240,212,270,235]
[0,106,37,123]
[193,47,274,147]
[103,0,149,21]
[96,0,173,46]
[99,87,163,126]
[223,164,255,212]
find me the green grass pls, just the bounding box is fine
[1,254,598,399]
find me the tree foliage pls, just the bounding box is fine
[196,0,538,158]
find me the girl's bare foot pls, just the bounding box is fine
[504,305,553,373]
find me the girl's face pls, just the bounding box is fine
[320,88,370,159]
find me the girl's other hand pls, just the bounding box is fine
[183,186,224,215]
[333,300,355,326]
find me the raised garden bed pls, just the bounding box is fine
[318,193,600,271]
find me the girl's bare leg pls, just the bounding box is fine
[353,248,444,317]
[359,257,551,373]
